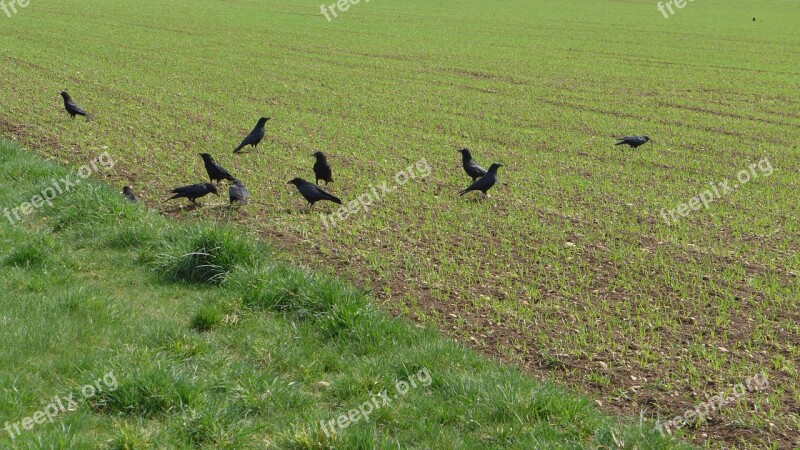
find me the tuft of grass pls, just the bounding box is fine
[190,304,224,332]
[154,226,261,285]
[93,364,200,417]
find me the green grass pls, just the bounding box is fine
[0,0,798,448]
[0,139,682,448]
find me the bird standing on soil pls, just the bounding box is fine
[458,148,487,181]
[459,163,503,198]
[287,178,342,208]
[233,117,270,153]
[122,186,138,202]
[229,179,249,205]
[614,135,652,149]
[312,151,333,185]
[167,182,219,204]
[199,153,235,183]
[60,91,92,120]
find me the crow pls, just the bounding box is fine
[122,186,138,202]
[199,153,235,183]
[229,179,249,205]
[60,91,92,120]
[233,117,270,153]
[459,163,502,198]
[458,148,487,181]
[167,182,219,204]
[312,151,333,185]
[288,177,342,208]
[615,135,652,149]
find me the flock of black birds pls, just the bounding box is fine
[59,90,653,209]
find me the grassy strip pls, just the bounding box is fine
[0,139,685,448]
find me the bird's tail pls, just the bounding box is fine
[233,142,246,153]
[614,140,625,145]
[324,191,342,204]
[458,188,469,196]
[167,194,181,201]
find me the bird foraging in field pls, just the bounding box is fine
[312,151,333,185]
[614,135,652,149]
[459,163,502,198]
[233,117,270,153]
[167,182,219,204]
[287,177,342,209]
[122,186,138,202]
[229,179,249,205]
[199,153,235,183]
[59,91,92,120]
[458,148,487,181]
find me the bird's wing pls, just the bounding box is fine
[68,101,89,116]
[469,161,487,175]
[301,184,341,204]
[460,175,495,195]
[214,162,234,179]
[234,129,259,152]
[229,185,247,202]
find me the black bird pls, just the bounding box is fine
[287,178,342,208]
[458,148,487,181]
[615,135,652,149]
[199,153,235,183]
[60,91,92,120]
[229,179,249,205]
[312,151,333,185]
[167,182,219,204]
[122,186,138,202]
[459,163,502,198]
[233,117,270,153]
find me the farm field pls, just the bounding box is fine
[0,140,682,448]
[1,0,799,448]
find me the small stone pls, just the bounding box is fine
[315,381,330,388]
[594,399,603,407]
[718,346,729,353]
[565,241,576,248]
